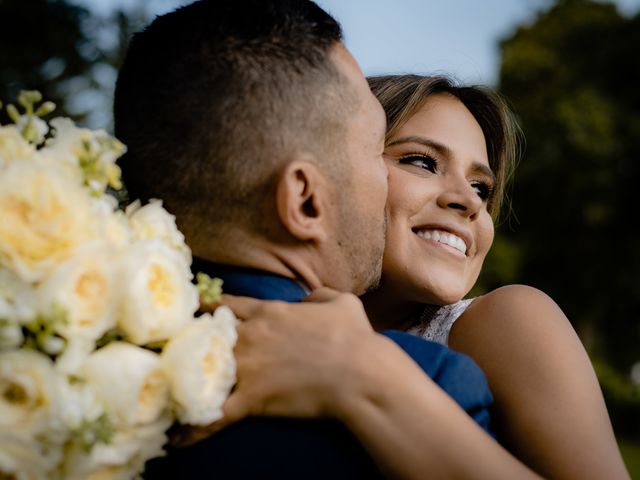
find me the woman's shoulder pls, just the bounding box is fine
[472,284,556,310]
[452,284,578,353]
[466,284,567,328]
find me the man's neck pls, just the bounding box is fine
[191,259,310,301]
[192,235,326,293]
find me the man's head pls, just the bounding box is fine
[114,0,388,294]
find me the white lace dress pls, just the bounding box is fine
[407,298,474,346]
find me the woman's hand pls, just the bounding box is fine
[218,288,379,421]
[172,288,383,446]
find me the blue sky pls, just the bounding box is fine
[317,0,550,85]
[75,0,640,86]
[69,0,640,128]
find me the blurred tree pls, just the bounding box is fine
[0,0,150,129]
[478,0,640,435]
[0,0,93,122]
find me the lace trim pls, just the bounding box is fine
[407,298,474,346]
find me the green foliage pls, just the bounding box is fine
[196,273,224,305]
[71,413,114,452]
[484,0,640,439]
[593,359,640,438]
[486,0,640,368]
[0,0,153,129]
[619,440,640,479]
[0,0,92,123]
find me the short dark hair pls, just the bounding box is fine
[368,74,521,222]
[114,0,354,247]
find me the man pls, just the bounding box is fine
[114,0,494,478]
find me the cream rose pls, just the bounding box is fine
[37,243,119,344]
[41,117,91,166]
[15,115,49,146]
[0,432,61,480]
[118,239,198,344]
[42,117,124,193]
[61,414,171,480]
[0,267,36,324]
[126,199,191,265]
[0,350,60,438]
[0,322,23,350]
[82,342,169,427]
[0,159,99,282]
[90,194,134,249]
[162,307,238,425]
[54,338,94,376]
[0,125,35,169]
[53,367,103,431]
[103,209,134,249]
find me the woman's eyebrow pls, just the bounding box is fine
[387,135,496,182]
[387,135,452,156]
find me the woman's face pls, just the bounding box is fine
[381,93,495,306]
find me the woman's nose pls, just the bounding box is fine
[436,175,483,219]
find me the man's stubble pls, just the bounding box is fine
[335,189,387,296]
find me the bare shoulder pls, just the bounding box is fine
[450,293,628,479]
[453,284,575,344]
[468,284,563,319]
[449,283,589,386]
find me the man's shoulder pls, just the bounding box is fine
[381,329,493,431]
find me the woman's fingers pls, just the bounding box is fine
[303,287,342,303]
[199,293,263,319]
[169,390,251,448]
[220,390,251,425]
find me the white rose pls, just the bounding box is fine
[0,124,35,169]
[0,268,36,325]
[0,350,60,438]
[15,115,49,146]
[37,243,119,343]
[61,414,171,480]
[104,209,134,248]
[126,199,191,264]
[82,342,169,427]
[43,117,124,193]
[0,432,61,480]
[0,159,99,282]
[54,371,103,431]
[90,194,134,248]
[42,117,91,166]
[54,338,94,376]
[0,322,23,350]
[118,239,198,344]
[162,306,238,425]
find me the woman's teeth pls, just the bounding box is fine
[415,229,467,255]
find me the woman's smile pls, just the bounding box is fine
[414,228,467,257]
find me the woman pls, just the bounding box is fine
[360,74,628,478]
[194,75,629,479]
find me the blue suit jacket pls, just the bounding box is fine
[143,261,492,479]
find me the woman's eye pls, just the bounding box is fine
[398,154,437,173]
[471,181,494,202]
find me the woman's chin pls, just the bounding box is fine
[417,284,467,306]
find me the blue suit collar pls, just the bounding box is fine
[191,258,309,302]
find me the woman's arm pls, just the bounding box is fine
[186,289,539,480]
[449,284,629,479]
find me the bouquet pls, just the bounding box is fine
[0,91,238,479]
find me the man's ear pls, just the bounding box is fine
[275,158,330,243]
